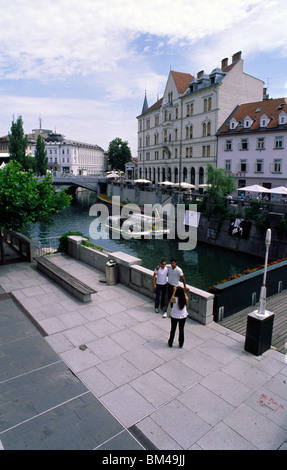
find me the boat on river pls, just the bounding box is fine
[105,213,170,239]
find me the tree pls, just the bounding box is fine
[107,137,132,171]
[8,116,29,168]
[0,161,72,264]
[35,134,48,175]
[206,164,236,205]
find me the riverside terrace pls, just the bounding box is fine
[0,248,286,450]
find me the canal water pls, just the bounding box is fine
[21,190,262,291]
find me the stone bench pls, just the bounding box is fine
[35,256,96,302]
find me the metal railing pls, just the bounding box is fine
[33,237,61,257]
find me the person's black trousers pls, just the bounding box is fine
[168,317,186,347]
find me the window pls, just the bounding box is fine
[225,140,232,151]
[279,111,286,125]
[185,147,192,158]
[225,160,231,172]
[175,108,178,119]
[255,159,264,173]
[146,119,150,129]
[272,159,282,173]
[240,159,247,172]
[240,138,249,150]
[202,145,210,157]
[230,120,237,129]
[174,129,178,140]
[155,115,159,126]
[203,97,212,112]
[257,138,265,150]
[202,122,211,137]
[186,126,192,139]
[275,136,283,149]
[260,114,269,127]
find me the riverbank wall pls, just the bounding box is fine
[105,181,287,259]
[196,214,287,260]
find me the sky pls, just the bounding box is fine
[0,0,287,157]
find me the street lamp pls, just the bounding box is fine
[256,228,271,317]
[244,228,275,355]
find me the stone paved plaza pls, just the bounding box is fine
[0,254,287,450]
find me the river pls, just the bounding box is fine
[21,190,263,291]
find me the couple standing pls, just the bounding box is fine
[153,259,189,348]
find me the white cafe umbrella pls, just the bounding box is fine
[106,172,119,178]
[158,181,175,185]
[174,182,195,189]
[269,186,287,194]
[134,178,151,183]
[238,184,270,193]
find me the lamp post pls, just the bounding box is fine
[244,228,275,355]
[256,228,271,317]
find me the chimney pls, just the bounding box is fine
[232,51,242,63]
[263,87,269,100]
[197,70,204,79]
[221,57,228,69]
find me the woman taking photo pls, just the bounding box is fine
[168,286,188,348]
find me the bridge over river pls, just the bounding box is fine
[39,176,103,192]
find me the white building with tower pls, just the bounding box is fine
[137,51,265,188]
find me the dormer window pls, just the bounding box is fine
[279,111,287,125]
[260,114,269,127]
[244,115,252,128]
[230,118,237,130]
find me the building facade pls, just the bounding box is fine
[137,52,264,188]
[0,126,105,176]
[30,129,105,176]
[217,98,287,190]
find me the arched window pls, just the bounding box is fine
[174,167,178,183]
[183,167,187,182]
[202,123,206,137]
[199,167,204,185]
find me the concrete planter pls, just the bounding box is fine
[211,260,287,321]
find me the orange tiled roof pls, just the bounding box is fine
[171,71,194,94]
[141,72,193,115]
[218,98,287,134]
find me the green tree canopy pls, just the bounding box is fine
[0,161,71,263]
[206,164,236,204]
[8,116,29,168]
[107,137,132,171]
[35,134,48,175]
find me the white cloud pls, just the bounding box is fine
[1,0,286,82]
[1,0,287,156]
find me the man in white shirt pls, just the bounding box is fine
[153,259,168,314]
[166,259,187,315]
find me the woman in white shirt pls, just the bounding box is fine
[168,286,188,348]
